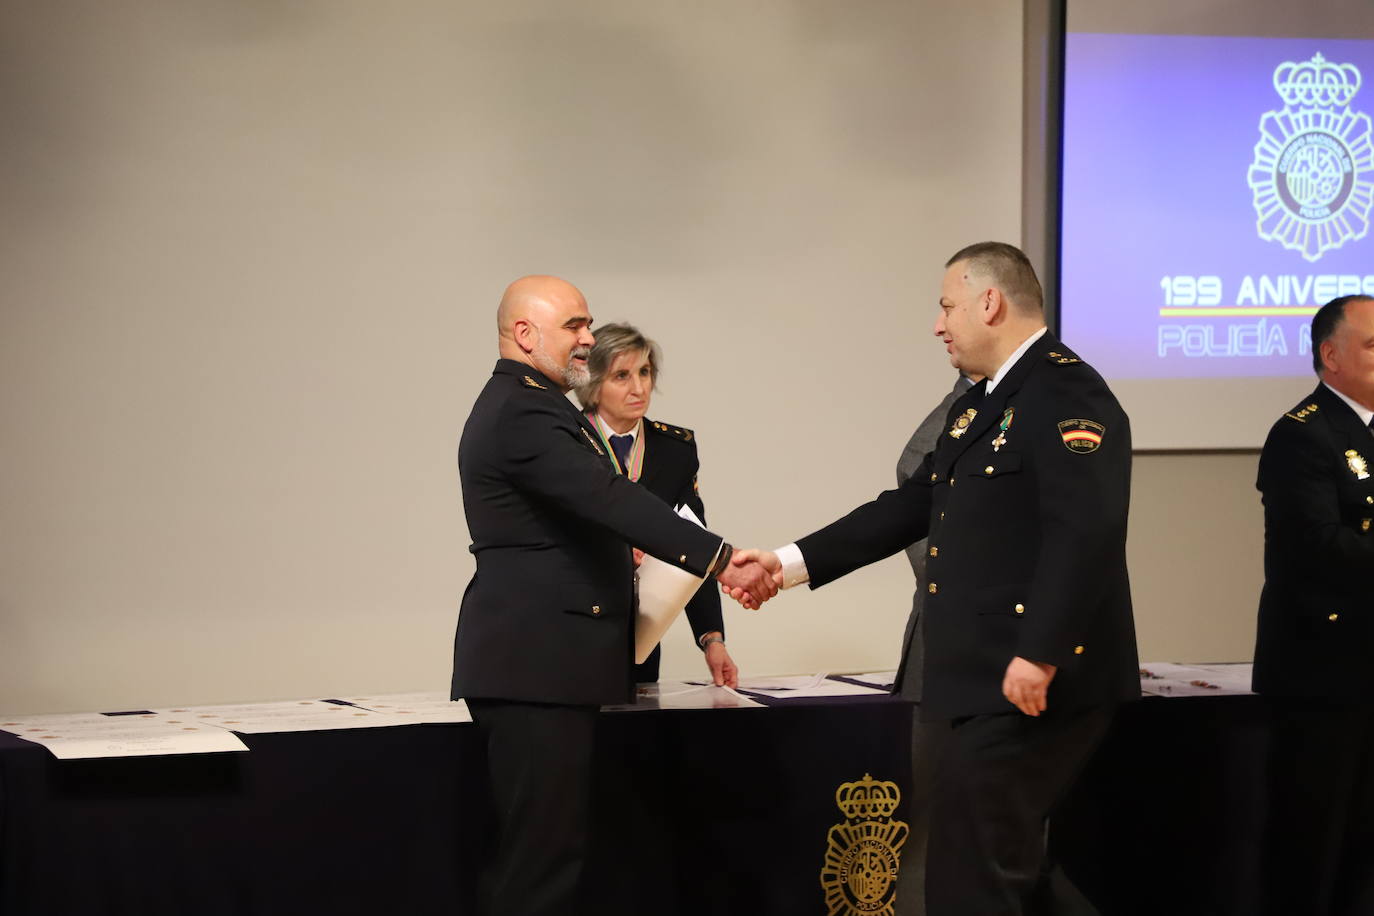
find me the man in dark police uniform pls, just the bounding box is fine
[1253,294,1374,916]
[451,275,775,916]
[733,242,1139,915]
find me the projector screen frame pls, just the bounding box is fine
[1021,0,1066,342]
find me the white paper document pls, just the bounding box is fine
[156,699,413,734]
[602,681,764,711]
[0,712,249,759]
[1138,662,1254,697]
[634,503,708,664]
[341,692,473,724]
[723,674,891,699]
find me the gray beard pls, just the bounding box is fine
[533,346,590,390]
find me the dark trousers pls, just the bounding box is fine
[926,707,1112,916]
[1263,699,1374,916]
[467,698,600,916]
[894,707,950,916]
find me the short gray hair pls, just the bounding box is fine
[945,241,1044,314]
[574,322,662,412]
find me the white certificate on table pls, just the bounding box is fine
[341,692,473,724]
[156,699,413,734]
[634,504,708,664]
[0,712,248,759]
[728,674,891,699]
[1138,661,1254,697]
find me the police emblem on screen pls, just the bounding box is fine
[1248,53,1374,261]
[819,773,909,916]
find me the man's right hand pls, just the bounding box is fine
[717,549,782,609]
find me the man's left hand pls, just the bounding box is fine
[703,639,739,687]
[1002,656,1057,717]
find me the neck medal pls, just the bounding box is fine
[1346,449,1370,480]
[991,408,1014,452]
[588,412,645,480]
[948,407,978,439]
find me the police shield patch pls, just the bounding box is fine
[1059,419,1105,453]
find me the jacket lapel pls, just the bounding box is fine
[936,333,1055,467]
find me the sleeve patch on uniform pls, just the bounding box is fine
[1058,419,1105,453]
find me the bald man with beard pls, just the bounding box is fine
[451,276,775,916]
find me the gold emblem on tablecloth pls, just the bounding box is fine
[819,773,909,916]
[1346,449,1370,480]
[948,408,977,439]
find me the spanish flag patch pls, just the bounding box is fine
[1058,419,1105,453]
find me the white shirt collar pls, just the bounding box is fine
[984,327,1048,395]
[1322,381,1374,429]
[594,413,641,441]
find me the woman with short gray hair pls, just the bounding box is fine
[576,322,739,687]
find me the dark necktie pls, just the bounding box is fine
[609,434,634,471]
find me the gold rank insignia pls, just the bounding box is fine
[948,408,977,438]
[521,375,547,390]
[650,420,694,441]
[1284,403,1320,422]
[1059,419,1105,453]
[1346,449,1370,480]
[1046,351,1082,365]
[580,428,605,455]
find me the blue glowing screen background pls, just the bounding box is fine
[1061,34,1374,380]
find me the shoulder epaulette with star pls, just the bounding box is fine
[1045,350,1082,366]
[646,419,694,442]
[1283,401,1320,423]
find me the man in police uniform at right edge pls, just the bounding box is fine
[1253,294,1374,916]
[731,242,1139,915]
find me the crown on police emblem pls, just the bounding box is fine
[1273,53,1361,109]
[1249,52,1373,262]
[834,773,901,820]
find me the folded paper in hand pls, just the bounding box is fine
[633,504,708,664]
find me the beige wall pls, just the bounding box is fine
[1130,452,1264,664]
[0,1,1262,716]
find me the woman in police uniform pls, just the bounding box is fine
[576,322,739,686]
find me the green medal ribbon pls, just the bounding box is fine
[587,412,645,481]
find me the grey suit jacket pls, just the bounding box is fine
[893,374,974,701]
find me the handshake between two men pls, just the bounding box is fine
[460,247,1139,916]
